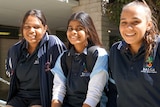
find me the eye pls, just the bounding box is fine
[67,27,73,31]
[132,21,140,25]
[77,26,84,31]
[34,26,40,29]
[120,21,127,26]
[23,25,30,29]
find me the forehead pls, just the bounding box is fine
[24,15,42,25]
[68,20,82,26]
[121,5,147,20]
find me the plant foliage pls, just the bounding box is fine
[105,0,160,31]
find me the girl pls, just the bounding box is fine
[5,9,66,107]
[51,11,109,107]
[109,0,160,107]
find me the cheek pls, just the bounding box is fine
[119,26,124,36]
[78,31,86,37]
[136,26,147,36]
[66,31,70,36]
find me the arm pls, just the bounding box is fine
[83,71,108,107]
[84,48,109,107]
[82,103,91,107]
[51,99,62,107]
[51,54,67,107]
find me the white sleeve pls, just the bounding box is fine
[51,53,66,103]
[52,73,66,103]
[84,71,108,107]
[84,47,109,107]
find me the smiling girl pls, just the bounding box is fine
[51,11,109,107]
[108,0,160,107]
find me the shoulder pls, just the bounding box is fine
[8,40,24,53]
[48,35,65,46]
[48,35,61,42]
[96,47,108,56]
[87,46,108,62]
[111,41,122,49]
[110,41,124,52]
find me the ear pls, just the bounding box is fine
[147,21,152,31]
[44,25,48,32]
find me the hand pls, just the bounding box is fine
[45,61,51,72]
[51,100,62,107]
[82,103,91,107]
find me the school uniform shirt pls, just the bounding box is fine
[109,40,160,107]
[51,46,109,107]
[15,43,40,99]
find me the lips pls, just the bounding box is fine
[70,35,80,40]
[125,33,136,36]
[28,35,36,39]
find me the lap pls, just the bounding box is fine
[6,96,41,107]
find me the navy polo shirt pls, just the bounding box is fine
[109,41,160,107]
[16,46,40,99]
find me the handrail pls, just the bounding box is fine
[0,77,10,85]
[0,77,9,106]
[0,100,6,107]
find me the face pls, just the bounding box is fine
[67,20,88,51]
[22,15,47,46]
[119,6,151,47]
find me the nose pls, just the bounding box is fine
[28,27,36,34]
[127,24,133,30]
[71,29,78,34]
[30,27,35,31]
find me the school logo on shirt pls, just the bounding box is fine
[34,58,39,64]
[80,62,90,77]
[141,56,157,73]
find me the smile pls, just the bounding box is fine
[125,33,136,36]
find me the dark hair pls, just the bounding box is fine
[122,0,159,59]
[20,9,50,35]
[66,11,102,49]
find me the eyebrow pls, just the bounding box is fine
[68,25,84,27]
[120,17,140,20]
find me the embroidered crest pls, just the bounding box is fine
[141,56,157,73]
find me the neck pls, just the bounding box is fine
[129,44,141,55]
[28,44,37,54]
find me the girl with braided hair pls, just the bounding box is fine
[108,0,160,107]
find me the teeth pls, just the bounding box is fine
[29,35,35,39]
[126,33,135,36]
[71,36,76,39]
[32,36,35,39]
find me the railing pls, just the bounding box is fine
[0,100,6,107]
[0,77,9,106]
[0,77,10,85]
